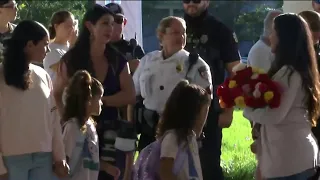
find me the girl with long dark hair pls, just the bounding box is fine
[62,70,103,180]
[53,4,135,180]
[244,13,320,179]
[0,20,68,180]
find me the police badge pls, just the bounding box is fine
[176,61,183,73]
[200,34,208,44]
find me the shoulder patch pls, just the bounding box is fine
[198,66,209,80]
[51,106,57,113]
[233,32,238,43]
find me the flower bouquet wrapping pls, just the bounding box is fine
[216,63,282,109]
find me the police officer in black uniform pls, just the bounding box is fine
[105,2,145,121]
[183,0,241,179]
[105,3,145,74]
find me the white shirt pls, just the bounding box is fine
[243,66,318,178]
[161,130,203,180]
[133,49,212,113]
[43,43,69,81]
[247,40,274,72]
[63,118,99,180]
[0,64,65,174]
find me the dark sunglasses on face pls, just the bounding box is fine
[114,17,125,24]
[183,0,201,4]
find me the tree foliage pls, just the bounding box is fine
[235,3,282,41]
[15,0,89,28]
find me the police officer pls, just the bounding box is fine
[105,2,145,121]
[133,16,213,151]
[183,0,241,179]
[105,2,145,74]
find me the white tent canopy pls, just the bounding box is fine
[282,1,313,13]
[96,0,143,48]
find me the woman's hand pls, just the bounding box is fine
[69,28,78,47]
[53,160,70,178]
[53,62,68,97]
[218,108,233,128]
[100,161,120,180]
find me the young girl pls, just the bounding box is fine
[0,20,68,180]
[62,70,104,180]
[44,10,77,81]
[156,80,211,180]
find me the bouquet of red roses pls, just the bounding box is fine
[217,63,282,109]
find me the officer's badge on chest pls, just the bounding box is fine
[175,59,184,73]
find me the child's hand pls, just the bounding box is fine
[100,161,121,180]
[53,160,70,178]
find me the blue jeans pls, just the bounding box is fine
[267,168,315,180]
[3,152,53,180]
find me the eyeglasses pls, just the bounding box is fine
[114,17,125,24]
[183,0,201,4]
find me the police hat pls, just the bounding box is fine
[299,10,320,32]
[105,3,124,17]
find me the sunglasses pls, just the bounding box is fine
[114,17,125,24]
[183,0,201,4]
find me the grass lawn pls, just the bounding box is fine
[222,110,256,180]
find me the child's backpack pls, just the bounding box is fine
[132,131,199,180]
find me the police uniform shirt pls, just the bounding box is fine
[133,49,212,113]
[184,10,240,86]
[110,38,145,61]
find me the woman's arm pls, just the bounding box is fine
[0,93,7,176]
[243,67,301,125]
[159,132,179,180]
[123,152,134,180]
[159,158,177,180]
[53,61,69,118]
[102,63,136,107]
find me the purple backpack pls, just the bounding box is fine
[132,132,188,180]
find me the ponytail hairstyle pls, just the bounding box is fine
[48,10,74,40]
[63,70,103,131]
[156,80,211,145]
[3,20,48,90]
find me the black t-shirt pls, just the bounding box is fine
[110,38,145,61]
[184,11,240,86]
